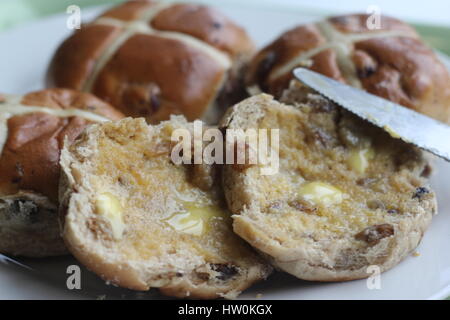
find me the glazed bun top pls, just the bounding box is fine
[47,0,255,123]
[246,14,450,123]
[0,89,123,203]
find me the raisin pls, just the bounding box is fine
[387,209,398,214]
[357,66,376,78]
[210,264,239,281]
[306,128,333,148]
[188,164,216,191]
[420,164,432,178]
[255,51,277,91]
[12,162,24,184]
[267,201,282,210]
[352,49,379,80]
[313,129,332,147]
[10,199,39,223]
[355,224,394,246]
[356,178,376,187]
[288,200,317,214]
[312,100,335,113]
[121,83,161,117]
[366,200,385,210]
[412,187,430,200]
[150,93,160,114]
[11,177,22,184]
[196,272,210,281]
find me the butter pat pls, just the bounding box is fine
[383,125,401,139]
[165,203,225,236]
[298,182,344,206]
[348,147,375,174]
[95,193,125,240]
[165,212,204,236]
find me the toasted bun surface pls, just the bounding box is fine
[246,14,450,123]
[47,0,255,123]
[0,89,123,257]
[59,117,271,299]
[220,85,436,281]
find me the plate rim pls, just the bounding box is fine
[0,2,449,301]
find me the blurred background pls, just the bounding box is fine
[0,0,448,54]
[1,0,450,29]
[1,0,449,51]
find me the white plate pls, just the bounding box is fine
[0,4,450,300]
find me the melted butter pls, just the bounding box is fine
[383,125,401,139]
[164,202,226,236]
[95,192,125,240]
[348,147,375,174]
[298,181,344,206]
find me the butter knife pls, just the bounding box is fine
[293,68,450,162]
[0,254,33,271]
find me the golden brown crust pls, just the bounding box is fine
[47,0,255,123]
[246,14,450,123]
[247,25,326,95]
[152,3,255,58]
[0,89,123,257]
[93,33,225,121]
[46,24,121,90]
[100,0,154,21]
[0,89,123,202]
[353,37,450,121]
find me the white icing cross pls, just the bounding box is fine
[83,2,232,93]
[0,94,111,157]
[269,19,418,88]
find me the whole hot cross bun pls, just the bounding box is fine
[47,0,255,124]
[246,14,450,123]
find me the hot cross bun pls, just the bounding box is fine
[47,0,255,124]
[0,89,123,257]
[246,14,450,123]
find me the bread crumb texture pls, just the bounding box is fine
[59,116,271,299]
[222,85,436,281]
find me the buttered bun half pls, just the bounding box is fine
[59,117,271,299]
[221,84,436,281]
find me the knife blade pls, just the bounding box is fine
[0,254,33,271]
[293,68,450,162]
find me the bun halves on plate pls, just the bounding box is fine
[246,14,450,123]
[0,89,123,257]
[220,85,437,281]
[59,117,271,299]
[47,0,255,124]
